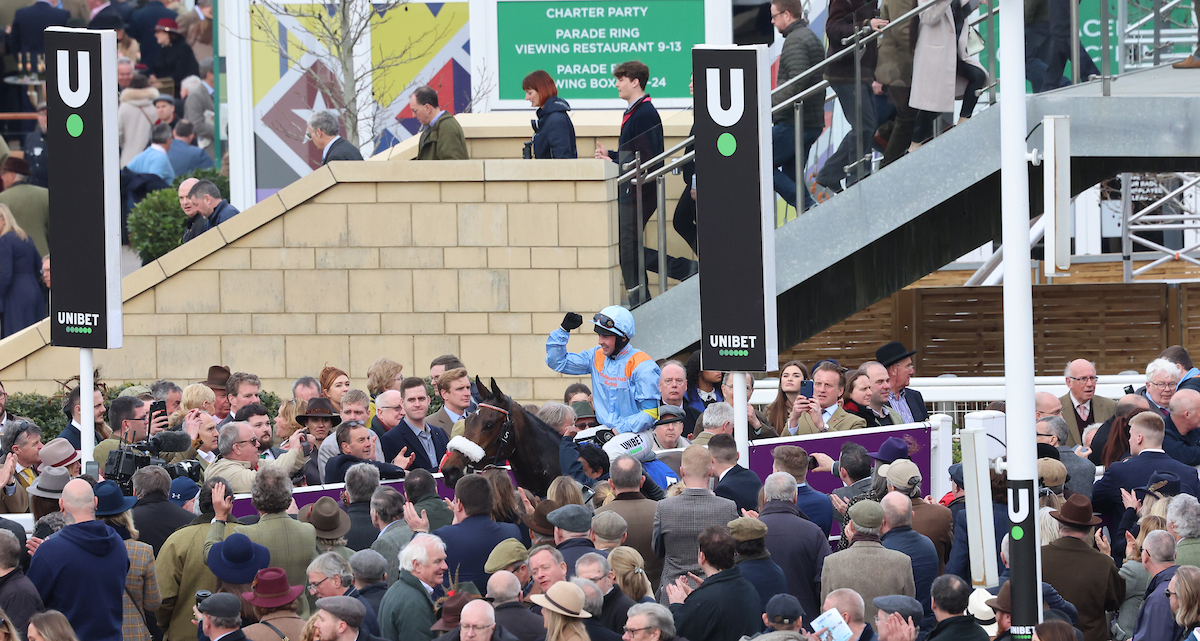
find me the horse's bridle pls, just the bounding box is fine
[464,402,516,472]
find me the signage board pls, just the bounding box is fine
[470,0,731,110]
[692,45,776,372]
[46,28,122,349]
[495,0,705,101]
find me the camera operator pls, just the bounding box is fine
[204,421,307,494]
[94,397,168,465]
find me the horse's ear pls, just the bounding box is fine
[490,377,505,401]
[475,375,488,399]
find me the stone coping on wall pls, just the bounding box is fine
[373,109,695,161]
[0,158,618,378]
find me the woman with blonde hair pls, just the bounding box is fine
[0,608,19,641]
[1170,565,1200,639]
[0,203,45,337]
[548,476,585,507]
[26,610,77,641]
[298,612,321,641]
[365,357,404,422]
[608,546,654,602]
[1114,515,1168,639]
[169,383,216,427]
[275,398,307,442]
[320,366,351,411]
[530,581,591,641]
[95,480,160,641]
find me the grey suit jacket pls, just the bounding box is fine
[652,488,738,602]
[183,87,215,150]
[426,407,455,435]
[371,520,415,587]
[1058,446,1098,498]
[1059,393,1116,448]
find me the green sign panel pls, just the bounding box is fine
[496,0,705,101]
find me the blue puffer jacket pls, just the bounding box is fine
[532,97,578,159]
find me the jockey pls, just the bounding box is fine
[545,306,661,435]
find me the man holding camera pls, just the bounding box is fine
[92,397,171,469]
[204,421,307,494]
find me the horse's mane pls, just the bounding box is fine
[496,394,560,442]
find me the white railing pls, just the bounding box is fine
[749,374,1145,405]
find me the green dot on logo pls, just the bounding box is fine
[717,133,736,157]
[1011,525,1024,541]
[66,114,83,137]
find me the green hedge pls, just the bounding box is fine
[127,168,233,264]
[8,380,143,442]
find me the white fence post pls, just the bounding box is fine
[961,411,1003,589]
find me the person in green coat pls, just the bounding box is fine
[379,533,447,641]
[0,157,48,257]
[409,86,469,160]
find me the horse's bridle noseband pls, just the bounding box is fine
[464,402,516,472]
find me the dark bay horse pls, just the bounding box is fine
[440,377,563,497]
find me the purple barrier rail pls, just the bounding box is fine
[232,423,935,520]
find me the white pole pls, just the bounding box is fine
[80,348,94,464]
[732,372,749,466]
[224,0,256,210]
[1000,0,1042,628]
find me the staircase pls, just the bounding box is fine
[631,65,1200,358]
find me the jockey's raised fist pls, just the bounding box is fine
[561,312,583,331]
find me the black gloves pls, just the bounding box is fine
[561,312,583,331]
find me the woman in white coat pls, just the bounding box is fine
[908,0,988,146]
[116,75,160,168]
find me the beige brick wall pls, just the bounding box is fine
[0,159,620,405]
[379,110,697,296]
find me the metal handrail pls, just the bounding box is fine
[619,0,948,183]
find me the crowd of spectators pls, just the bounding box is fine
[0,305,1193,641]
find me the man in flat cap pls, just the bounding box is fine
[317,595,386,641]
[752,593,807,640]
[651,405,691,451]
[591,511,627,551]
[484,539,531,591]
[821,500,916,621]
[873,595,924,641]
[729,516,787,613]
[549,504,606,575]
[197,592,247,641]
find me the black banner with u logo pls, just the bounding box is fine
[46,28,122,349]
[692,45,777,372]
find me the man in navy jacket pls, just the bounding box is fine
[26,479,128,641]
[409,475,520,589]
[711,434,763,514]
[1164,389,1200,465]
[759,472,829,620]
[9,0,69,58]
[880,492,939,634]
[1093,410,1200,528]
[379,378,448,472]
[593,60,667,305]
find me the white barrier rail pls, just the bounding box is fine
[749,375,1146,405]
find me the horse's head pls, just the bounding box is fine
[441,377,514,489]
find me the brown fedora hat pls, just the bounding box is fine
[299,496,351,539]
[1050,493,1102,527]
[984,581,1011,614]
[296,397,342,427]
[522,499,561,536]
[431,589,479,631]
[205,365,231,390]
